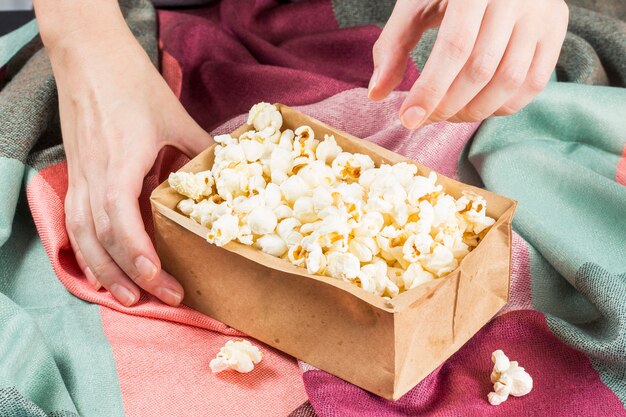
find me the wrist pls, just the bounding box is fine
[34,0,130,59]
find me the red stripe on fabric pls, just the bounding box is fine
[157,0,418,133]
[27,155,241,335]
[100,306,306,417]
[616,143,626,186]
[304,310,626,417]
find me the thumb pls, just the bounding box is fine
[368,0,432,101]
[167,111,213,157]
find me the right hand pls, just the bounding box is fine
[46,17,211,307]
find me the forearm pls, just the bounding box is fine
[34,0,139,61]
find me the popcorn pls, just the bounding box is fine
[247,102,282,132]
[210,340,263,374]
[315,134,343,164]
[255,234,288,257]
[420,244,458,277]
[240,139,265,162]
[402,233,434,263]
[169,102,497,299]
[458,191,496,234]
[488,350,533,405]
[402,263,435,290]
[348,236,378,262]
[168,170,214,201]
[326,251,361,280]
[280,175,309,203]
[273,204,294,221]
[247,205,278,235]
[332,152,375,182]
[206,214,239,247]
[177,198,195,216]
[304,242,326,274]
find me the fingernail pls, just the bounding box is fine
[84,267,102,290]
[401,106,426,129]
[157,287,183,307]
[110,283,137,307]
[368,68,379,99]
[134,255,158,282]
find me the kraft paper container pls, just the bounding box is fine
[150,104,516,400]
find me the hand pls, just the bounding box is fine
[368,0,569,128]
[41,4,211,307]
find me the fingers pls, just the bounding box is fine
[494,5,568,116]
[67,186,141,306]
[399,0,489,129]
[427,1,517,122]
[368,0,427,101]
[453,18,537,122]
[87,167,184,307]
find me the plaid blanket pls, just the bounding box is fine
[1,0,624,416]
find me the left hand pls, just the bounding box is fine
[368,0,569,128]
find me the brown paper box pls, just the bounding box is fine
[150,104,516,400]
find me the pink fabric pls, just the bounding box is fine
[303,311,626,417]
[100,306,306,417]
[499,232,534,314]
[617,144,626,186]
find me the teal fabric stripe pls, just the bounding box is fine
[467,82,626,405]
[0,20,38,68]
[0,158,126,416]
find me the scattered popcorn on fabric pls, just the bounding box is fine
[168,103,497,298]
[209,340,263,374]
[487,350,533,405]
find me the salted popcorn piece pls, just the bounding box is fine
[177,198,195,216]
[353,212,385,238]
[402,263,435,290]
[293,196,318,223]
[256,234,288,257]
[357,260,388,294]
[297,161,335,188]
[168,170,214,201]
[421,244,458,277]
[213,134,238,146]
[236,225,254,246]
[247,205,278,235]
[294,125,315,142]
[488,350,533,406]
[315,134,343,165]
[247,102,282,132]
[391,162,418,188]
[262,183,282,209]
[274,204,294,221]
[458,191,496,234]
[326,251,360,280]
[240,139,266,162]
[287,243,306,266]
[402,233,434,263]
[206,214,239,247]
[277,217,301,240]
[280,175,310,204]
[331,152,375,182]
[311,186,334,212]
[209,340,263,374]
[305,242,326,274]
[406,172,441,205]
[348,237,378,263]
[432,194,458,227]
[278,129,295,150]
[269,147,292,185]
[248,206,278,235]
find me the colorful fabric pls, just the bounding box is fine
[0,0,624,416]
